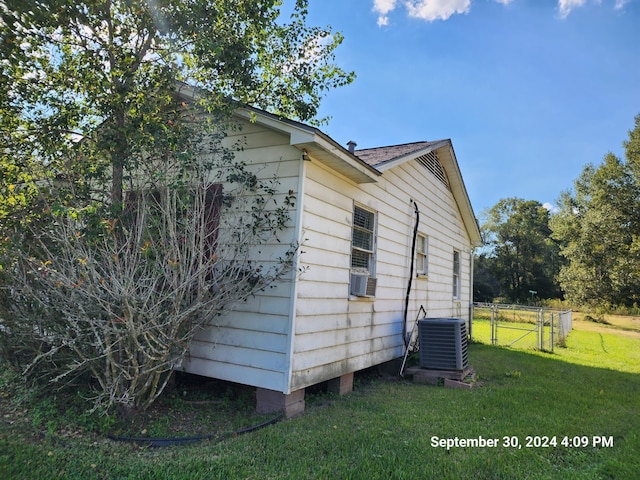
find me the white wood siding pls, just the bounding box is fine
[178,114,475,395]
[290,155,474,390]
[179,117,302,393]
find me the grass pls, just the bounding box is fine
[1,320,639,479]
[472,313,640,374]
[473,318,541,349]
[571,311,640,334]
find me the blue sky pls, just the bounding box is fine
[300,0,640,216]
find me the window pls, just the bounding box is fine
[416,234,428,276]
[124,184,223,260]
[453,250,461,298]
[350,205,377,297]
[351,205,376,274]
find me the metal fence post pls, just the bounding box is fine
[538,309,543,350]
[491,304,497,345]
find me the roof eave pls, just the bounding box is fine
[174,84,379,184]
[436,143,483,247]
[367,139,481,247]
[371,139,451,172]
[236,107,380,184]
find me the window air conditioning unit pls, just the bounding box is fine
[418,318,469,371]
[350,274,377,297]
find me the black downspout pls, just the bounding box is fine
[403,199,420,348]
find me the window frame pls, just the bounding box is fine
[416,233,428,277]
[453,250,461,299]
[124,184,223,259]
[350,204,377,277]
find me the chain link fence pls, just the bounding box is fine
[472,303,572,352]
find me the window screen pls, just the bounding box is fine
[351,206,376,273]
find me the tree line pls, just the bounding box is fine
[475,114,640,312]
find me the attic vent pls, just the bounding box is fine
[417,151,449,189]
[418,318,468,370]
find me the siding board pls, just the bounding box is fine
[178,119,299,393]
[180,114,476,397]
[188,342,287,370]
[289,156,474,391]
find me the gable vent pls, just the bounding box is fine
[417,151,449,189]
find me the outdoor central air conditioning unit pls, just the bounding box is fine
[418,318,469,371]
[350,274,377,297]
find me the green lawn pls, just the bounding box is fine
[1,322,638,479]
[471,306,573,351]
[473,317,640,374]
[473,317,542,350]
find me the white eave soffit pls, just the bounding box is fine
[299,138,380,184]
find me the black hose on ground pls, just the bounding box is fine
[107,412,283,448]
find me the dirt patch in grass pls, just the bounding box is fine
[572,311,640,330]
[112,375,254,437]
[572,318,640,339]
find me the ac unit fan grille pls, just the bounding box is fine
[418,318,468,371]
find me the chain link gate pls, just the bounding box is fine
[473,303,572,352]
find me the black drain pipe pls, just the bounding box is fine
[403,199,420,348]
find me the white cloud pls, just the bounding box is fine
[373,0,398,26]
[558,0,588,18]
[542,202,559,213]
[374,0,398,14]
[373,0,475,25]
[614,0,631,9]
[404,0,472,21]
[372,0,632,25]
[556,0,633,19]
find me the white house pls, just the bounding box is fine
[179,102,482,417]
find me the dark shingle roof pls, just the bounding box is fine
[355,141,444,167]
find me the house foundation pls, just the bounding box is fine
[256,388,305,418]
[405,365,476,387]
[327,372,354,396]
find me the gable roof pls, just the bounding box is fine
[236,108,481,247]
[355,141,448,168]
[357,141,482,247]
[174,82,480,246]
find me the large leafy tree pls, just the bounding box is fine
[0,0,353,208]
[551,115,640,309]
[0,0,354,413]
[480,198,562,303]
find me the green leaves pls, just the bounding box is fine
[479,198,561,302]
[550,117,640,309]
[1,0,354,210]
[2,0,347,413]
